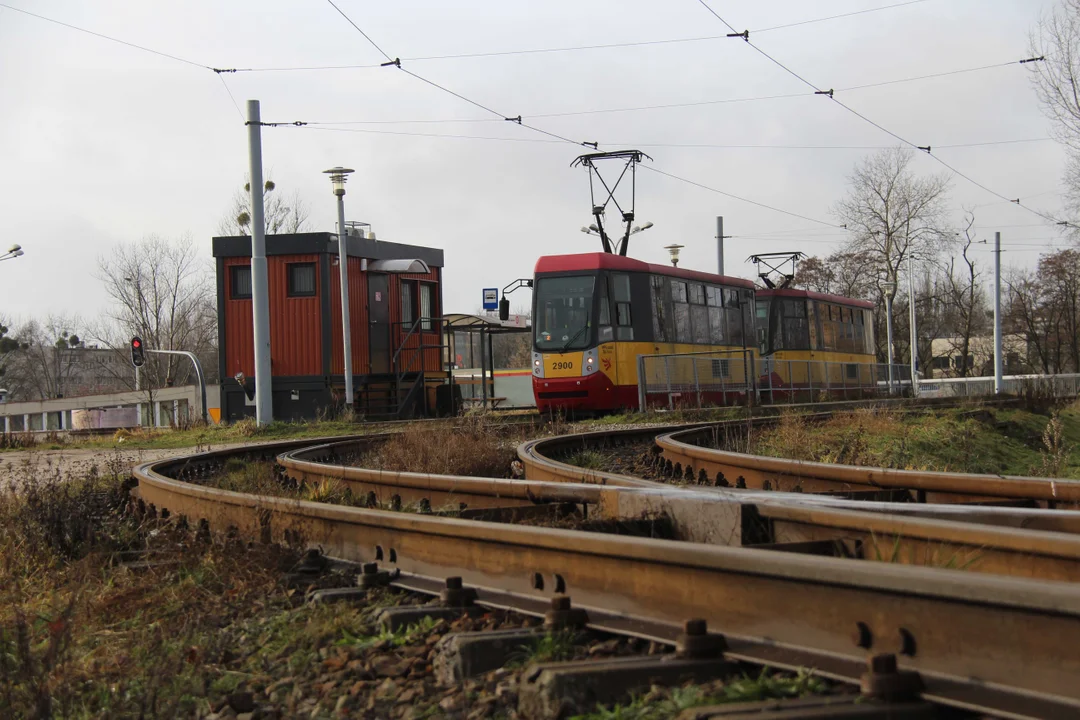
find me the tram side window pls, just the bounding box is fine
[782,299,810,350]
[724,289,745,347]
[612,273,633,340]
[651,275,671,342]
[740,290,753,348]
[672,280,691,343]
[598,279,613,343]
[853,308,866,354]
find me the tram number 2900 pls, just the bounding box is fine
[551,361,574,371]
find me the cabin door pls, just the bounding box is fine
[368,274,390,374]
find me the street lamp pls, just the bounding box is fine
[323,167,356,409]
[881,277,897,394]
[664,244,684,267]
[0,244,24,262]
[630,221,654,236]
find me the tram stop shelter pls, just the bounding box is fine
[443,313,533,409]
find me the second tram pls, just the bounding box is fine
[755,288,877,397]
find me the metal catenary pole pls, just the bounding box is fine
[247,100,273,424]
[337,194,354,406]
[908,255,918,396]
[716,216,725,275]
[994,231,1003,394]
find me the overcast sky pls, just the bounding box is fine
[0,0,1071,327]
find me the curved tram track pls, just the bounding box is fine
[134,408,1080,719]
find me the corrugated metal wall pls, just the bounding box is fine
[223,257,254,378]
[223,255,323,379]
[224,255,445,380]
[329,257,370,375]
[268,253,322,376]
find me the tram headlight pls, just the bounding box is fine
[586,356,594,365]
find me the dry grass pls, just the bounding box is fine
[0,467,305,718]
[365,414,521,478]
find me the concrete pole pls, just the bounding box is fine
[994,231,1003,393]
[247,100,273,424]
[716,216,725,275]
[337,195,354,406]
[908,255,918,395]
[885,292,895,393]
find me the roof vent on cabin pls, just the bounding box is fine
[345,221,373,240]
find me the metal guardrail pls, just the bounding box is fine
[637,353,914,411]
[918,373,1080,399]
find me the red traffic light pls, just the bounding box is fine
[130,336,146,367]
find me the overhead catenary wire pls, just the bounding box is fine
[318,0,597,149]
[302,57,1043,126]
[226,0,935,72]
[694,0,1073,229]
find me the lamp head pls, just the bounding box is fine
[663,244,684,267]
[322,167,355,197]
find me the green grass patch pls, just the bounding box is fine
[747,403,1080,478]
[569,668,829,720]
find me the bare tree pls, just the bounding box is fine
[4,316,85,400]
[1005,249,1080,373]
[95,235,217,405]
[1029,0,1080,220]
[834,147,952,361]
[793,251,877,298]
[218,177,311,236]
[939,213,991,376]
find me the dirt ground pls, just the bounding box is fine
[0,441,270,487]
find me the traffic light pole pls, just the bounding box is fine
[145,349,208,425]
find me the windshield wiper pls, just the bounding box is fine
[560,325,589,353]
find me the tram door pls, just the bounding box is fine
[369,274,390,374]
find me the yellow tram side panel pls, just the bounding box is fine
[542,341,757,388]
[612,341,756,389]
[767,350,876,387]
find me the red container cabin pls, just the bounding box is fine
[214,232,445,421]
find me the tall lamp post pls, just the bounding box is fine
[323,167,356,408]
[0,244,24,262]
[882,277,897,394]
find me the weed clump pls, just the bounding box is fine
[365,414,520,477]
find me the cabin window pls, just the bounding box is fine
[706,286,722,307]
[671,280,688,303]
[420,283,435,331]
[401,280,416,326]
[230,265,252,299]
[287,263,316,297]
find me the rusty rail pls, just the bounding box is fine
[655,425,1080,506]
[135,436,1080,718]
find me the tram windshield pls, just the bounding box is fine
[534,275,596,351]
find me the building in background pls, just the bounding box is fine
[214,231,445,421]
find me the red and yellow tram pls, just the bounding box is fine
[531,253,757,413]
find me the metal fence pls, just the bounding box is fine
[637,352,913,411]
[917,373,1080,399]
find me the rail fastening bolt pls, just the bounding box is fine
[869,653,898,675]
[551,595,572,611]
[853,622,873,649]
[362,562,378,575]
[446,576,463,590]
[684,619,707,636]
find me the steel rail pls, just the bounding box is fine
[280,435,1080,581]
[135,442,1080,718]
[656,425,1080,506]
